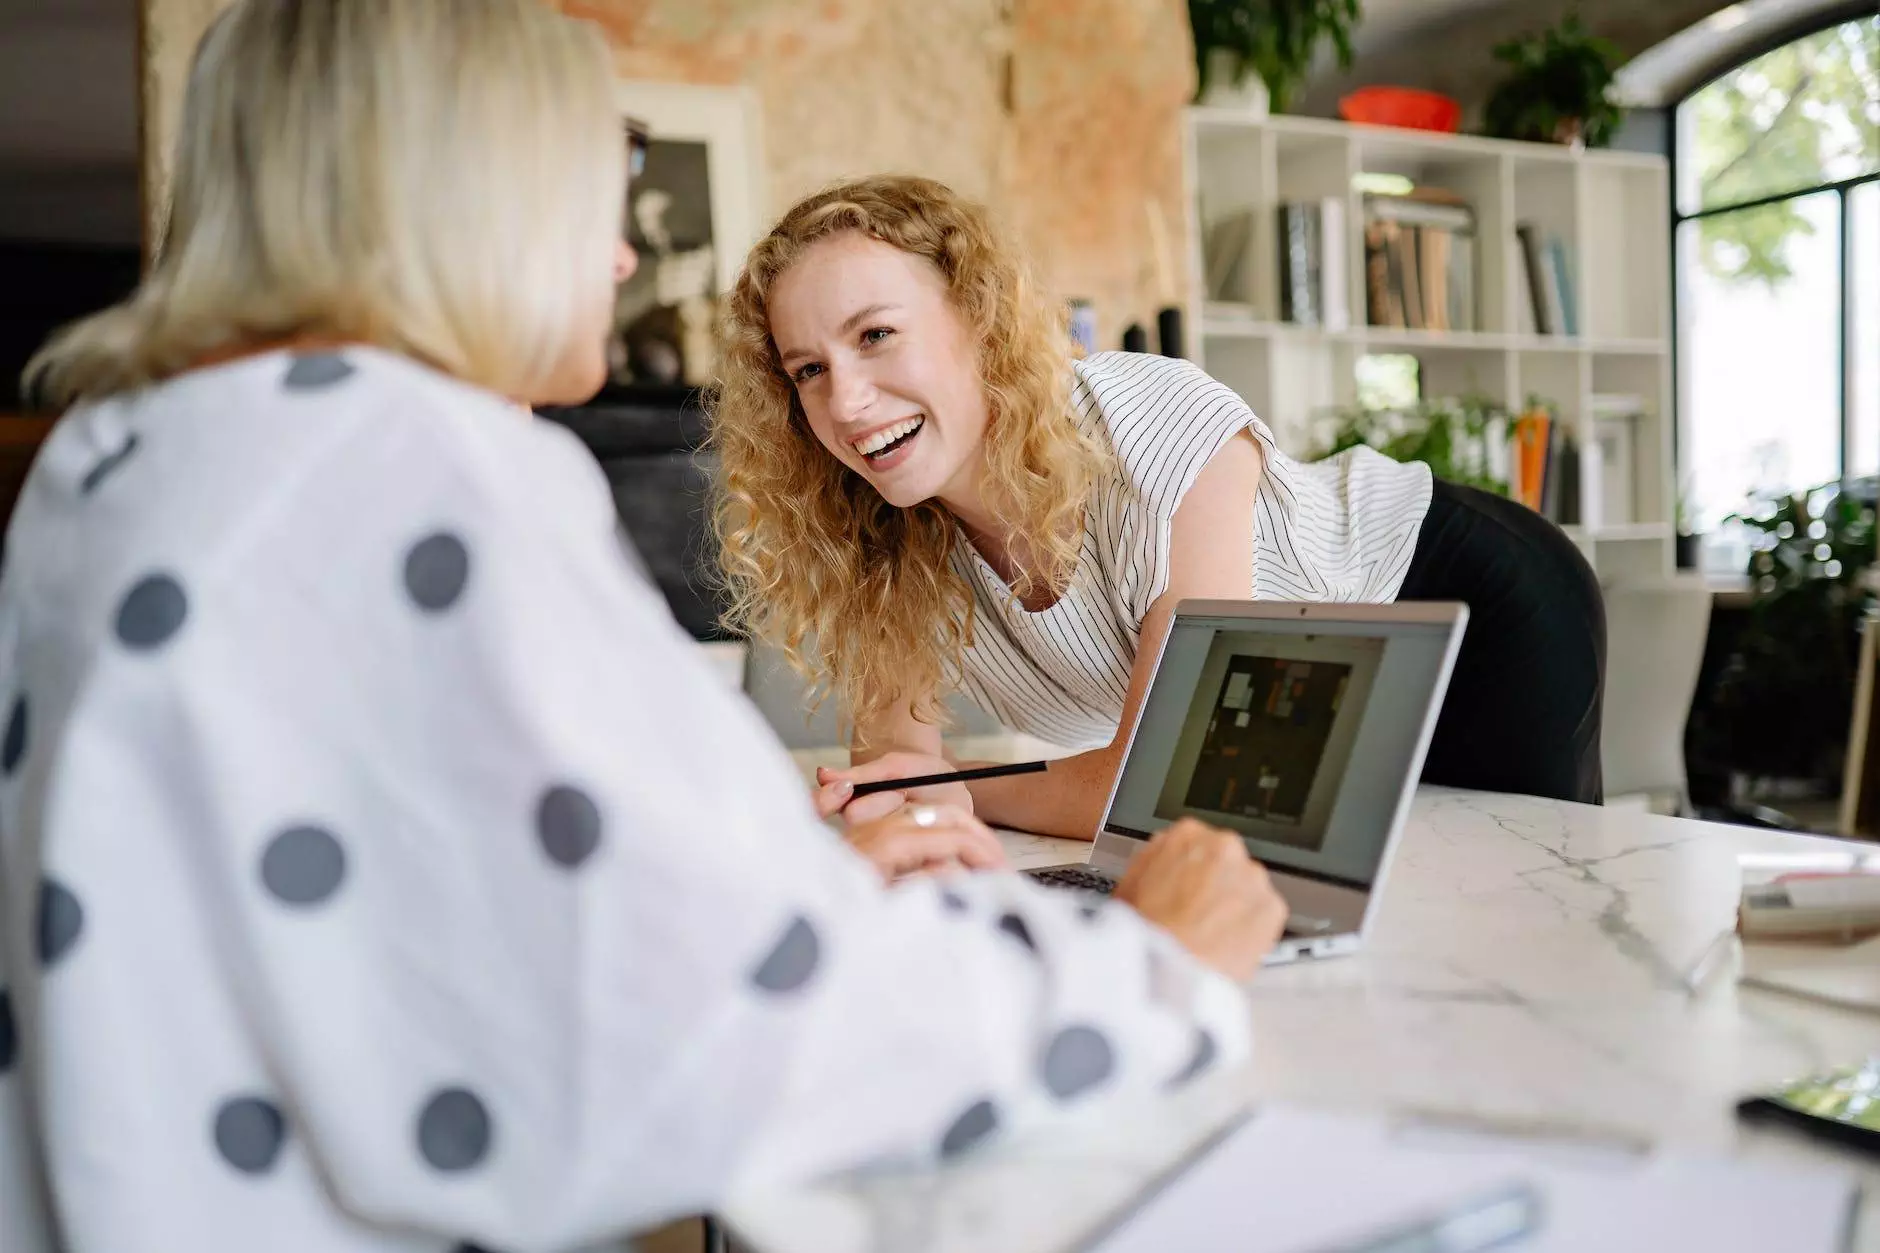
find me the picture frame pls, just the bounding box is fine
[608,80,766,390]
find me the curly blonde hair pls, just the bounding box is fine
[712,175,1109,738]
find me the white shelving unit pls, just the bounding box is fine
[1182,109,1676,585]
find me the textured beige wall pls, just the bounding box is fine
[139,0,1194,345]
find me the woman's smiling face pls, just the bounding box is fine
[767,231,991,509]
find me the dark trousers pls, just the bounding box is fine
[1396,479,1606,804]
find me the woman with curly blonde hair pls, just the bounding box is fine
[715,175,1606,839]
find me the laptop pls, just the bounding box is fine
[1026,599,1467,965]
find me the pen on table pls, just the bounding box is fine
[848,760,1049,798]
[1681,925,1739,996]
[1316,1180,1544,1253]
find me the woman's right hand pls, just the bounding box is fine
[843,803,1007,883]
[1114,818,1289,982]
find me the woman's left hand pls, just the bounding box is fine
[843,802,1006,882]
[816,751,973,826]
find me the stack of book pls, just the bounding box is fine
[1508,408,1582,527]
[1362,191,1476,332]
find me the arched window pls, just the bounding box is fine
[1672,12,1878,566]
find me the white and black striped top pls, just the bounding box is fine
[951,351,1433,749]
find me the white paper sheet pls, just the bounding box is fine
[1741,935,1880,1014]
[1088,1105,1856,1253]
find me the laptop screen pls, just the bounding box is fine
[1103,610,1458,890]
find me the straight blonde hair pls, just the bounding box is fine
[26,0,626,407]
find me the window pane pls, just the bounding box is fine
[1679,190,1842,532]
[1678,16,1880,215]
[1856,182,1880,479]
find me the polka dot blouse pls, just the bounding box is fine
[0,347,1250,1253]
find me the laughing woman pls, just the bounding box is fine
[712,176,1605,839]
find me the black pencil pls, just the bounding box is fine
[849,759,1049,798]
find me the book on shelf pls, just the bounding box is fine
[1277,202,1319,325]
[1361,190,1476,333]
[1319,197,1349,331]
[1273,199,1350,329]
[1202,210,1256,305]
[1547,238,1580,338]
[1508,408,1582,527]
[1588,396,1641,528]
[1515,224,1578,338]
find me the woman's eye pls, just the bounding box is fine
[793,362,824,383]
[861,327,894,346]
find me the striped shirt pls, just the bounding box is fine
[951,351,1433,749]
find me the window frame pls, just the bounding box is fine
[1669,8,1880,502]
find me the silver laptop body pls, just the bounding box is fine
[1034,599,1467,966]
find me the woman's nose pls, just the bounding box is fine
[829,362,876,421]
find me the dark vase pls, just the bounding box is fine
[1675,532,1703,570]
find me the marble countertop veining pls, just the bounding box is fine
[739,777,1880,1253]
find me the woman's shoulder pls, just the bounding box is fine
[109,346,609,528]
[1069,352,1259,502]
[1070,351,1227,418]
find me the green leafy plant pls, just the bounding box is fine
[1312,394,1512,497]
[1688,17,1878,286]
[1482,14,1624,147]
[1695,482,1879,784]
[1189,0,1363,113]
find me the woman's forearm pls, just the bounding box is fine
[966,745,1122,840]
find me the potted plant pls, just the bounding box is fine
[1312,393,1512,497]
[1189,0,1364,116]
[1482,14,1624,148]
[1691,482,1878,791]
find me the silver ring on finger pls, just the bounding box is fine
[911,805,939,828]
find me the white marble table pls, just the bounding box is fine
[732,778,1880,1253]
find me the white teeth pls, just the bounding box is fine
[854,415,924,456]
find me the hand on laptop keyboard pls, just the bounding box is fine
[1112,819,1290,982]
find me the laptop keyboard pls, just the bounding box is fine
[1025,865,1117,895]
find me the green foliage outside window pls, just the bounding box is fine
[1687,17,1880,286]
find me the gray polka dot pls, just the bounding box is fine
[115,573,188,650]
[0,988,15,1075]
[1167,1028,1217,1088]
[2,694,25,776]
[418,1088,493,1172]
[214,1096,287,1174]
[404,533,470,613]
[939,1098,998,1159]
[536,785,602,869]
[37,879,83,968]
[79,433,140,495]
[1041,1025,1114,1099]
[283,352,356,390]
[260,826,347,906]
[750,915,821,993]
[939,888,968,913]
[996,913,1036,953]
[1078,899,1103,922]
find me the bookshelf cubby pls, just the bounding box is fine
[1184,109,1675,585]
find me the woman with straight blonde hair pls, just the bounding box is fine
[0,4,1289,1250]
[715,176,1604,840]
